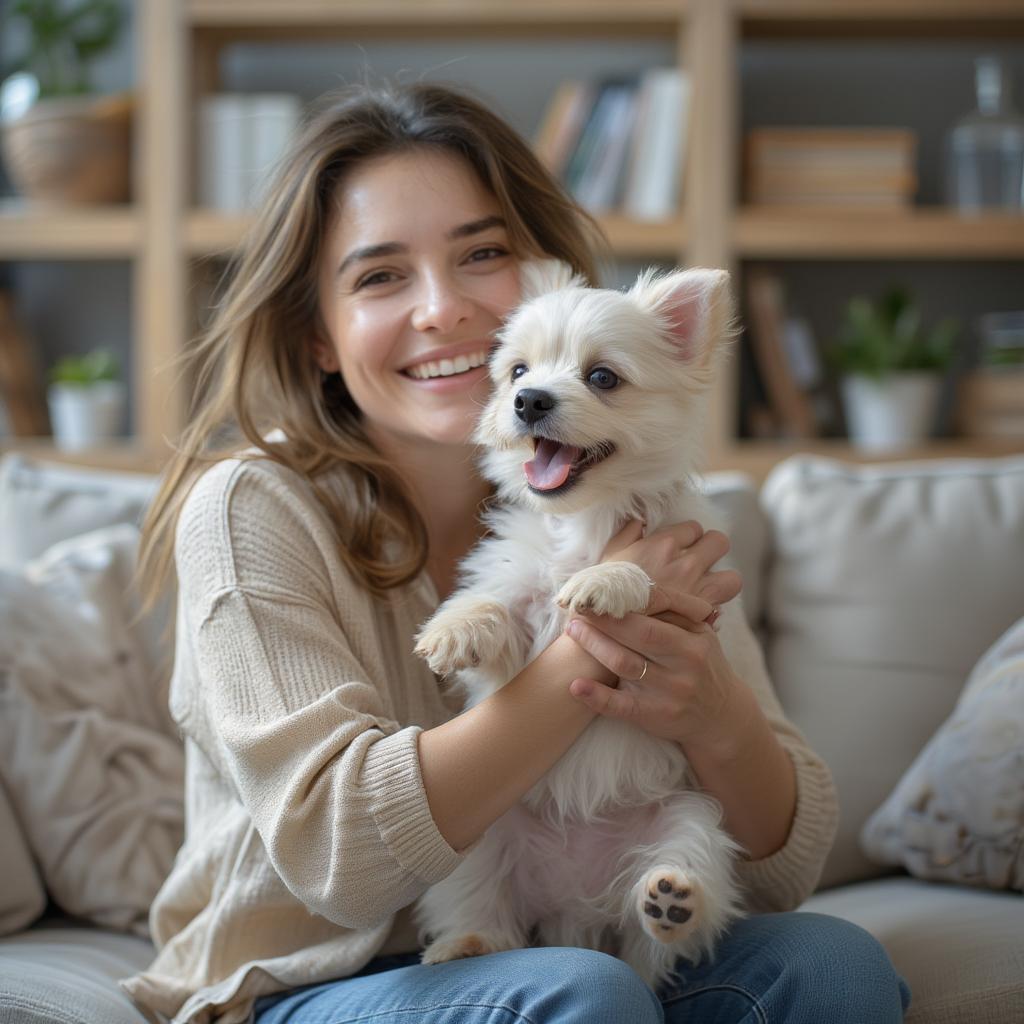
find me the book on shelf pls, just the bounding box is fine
[0,290,50,438]
[534,68,689,222]
[957,368,1024,440]
[746,127,918,208]
[743,269,843,440]
[198,93,303,211]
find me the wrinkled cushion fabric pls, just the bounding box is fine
[0,453,157,572]
[0,525,183,937]
[861,615,1024,891]
[760,454,1024,889]
[0,775,46,936]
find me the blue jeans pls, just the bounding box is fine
[254,911,911,1023]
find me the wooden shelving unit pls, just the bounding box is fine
[2,0,1023,476]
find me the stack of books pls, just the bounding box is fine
[534,69,690,221]
[197,93,304,211]
[745,128,918,208]
[958,369,1024,439]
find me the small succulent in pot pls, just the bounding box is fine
[47,347,125,451]
[829,287,960,452]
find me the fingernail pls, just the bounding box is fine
[566,619,581,639]
[571,679,593,699]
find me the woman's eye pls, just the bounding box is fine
[468,246,507,263]
[511,363,528,382]
[355,270,396,290]
[588,367,619,390]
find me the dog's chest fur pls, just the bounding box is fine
[457,484,729,822]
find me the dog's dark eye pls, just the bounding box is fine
[588,367,619,390]
[511,363,528,382]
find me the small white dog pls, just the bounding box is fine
[414,260,745,989]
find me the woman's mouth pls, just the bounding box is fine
[524,436,616,494]
[403,348,490,381]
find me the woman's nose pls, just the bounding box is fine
[410,272,473,333]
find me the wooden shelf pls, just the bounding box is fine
[0,201,140,259]
[708,437,1024,482]
[734,207,1024,261]
[0,437,170,473]
[739,0,1024,38]
[185,209,686,261]
[188,0,687,33]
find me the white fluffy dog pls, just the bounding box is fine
[414,260,745,989]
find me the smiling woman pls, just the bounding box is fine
[121,81,901,1024]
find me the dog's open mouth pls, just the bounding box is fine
[523,436,616,494]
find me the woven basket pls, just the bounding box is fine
[1,92,132,204]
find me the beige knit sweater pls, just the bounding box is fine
[120,455,838,1024]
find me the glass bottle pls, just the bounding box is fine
[945,56,1024,212]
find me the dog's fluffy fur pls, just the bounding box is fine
[413,261,745,989]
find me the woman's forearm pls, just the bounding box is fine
[684,682,797,861]
[418,634,616,852]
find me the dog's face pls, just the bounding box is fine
[475,260,734,515]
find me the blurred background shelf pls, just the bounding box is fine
[734,207,1024,259]
[0,202,140,259]
[2,0,1023,470]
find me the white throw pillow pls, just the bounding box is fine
[860,616,1024,891]
[0,453,158,571]
[0,525,184,937]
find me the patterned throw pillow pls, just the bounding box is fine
[860,615,1024,891]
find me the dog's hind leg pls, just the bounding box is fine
[417,818,531,964]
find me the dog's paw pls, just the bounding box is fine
[639,866,702,946]
[414,601,512,677]
[421,933,504,964]
[557,562,652,618]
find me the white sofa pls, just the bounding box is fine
[0,450,1022,1024]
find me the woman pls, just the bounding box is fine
[124,82,909,1023]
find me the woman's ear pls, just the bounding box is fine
[311,334,340,374]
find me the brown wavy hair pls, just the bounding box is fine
[135,81,607,613]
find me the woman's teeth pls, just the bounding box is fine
[405,349,489,380]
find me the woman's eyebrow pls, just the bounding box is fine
[336,216,507,278]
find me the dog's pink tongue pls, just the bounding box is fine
[524,438,580,490]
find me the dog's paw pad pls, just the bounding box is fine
[640,867,701,945]
[421,933,496,964]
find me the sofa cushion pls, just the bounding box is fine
[0,453,158,571]
[0,778,46,936]
[700,470,768,629]
[0,918,154,1024]
[861,614,1024,891]
[802,877,1024,1024]
[0,526,184,939]
[761,454,1024,889]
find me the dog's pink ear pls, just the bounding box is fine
[519,259,585,302]
[629,268,733,364]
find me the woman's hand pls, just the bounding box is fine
[568,518,751,753]
[599,518,742,626]
[565,611,756,755]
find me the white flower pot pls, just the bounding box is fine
[47,381,126,451]
[841,372,943,452]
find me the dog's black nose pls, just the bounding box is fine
[514,388,556,425]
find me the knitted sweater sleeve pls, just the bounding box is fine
[723,610,839,912]
[172,459,462,931]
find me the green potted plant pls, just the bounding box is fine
[829,287,959,451]
[0,0,131,204]
[47,347,125,450]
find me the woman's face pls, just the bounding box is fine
[314,148,523,453]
